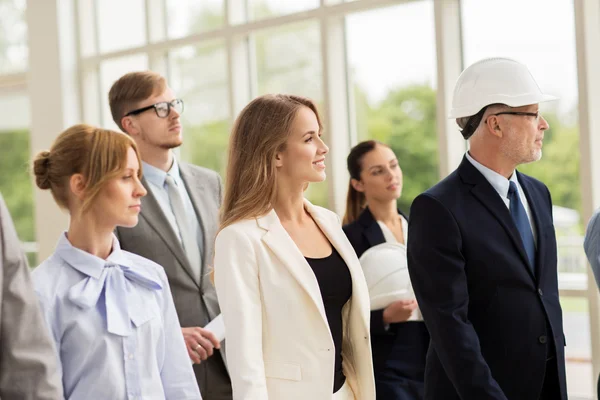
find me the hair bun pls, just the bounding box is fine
[33,150,52,190]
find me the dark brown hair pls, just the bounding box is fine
[343,140,387,225]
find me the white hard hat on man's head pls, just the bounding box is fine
[448,57,557,120]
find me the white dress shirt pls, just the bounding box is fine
[376,216,422,321]
[465,151,538,246]
[32,233,201,400]
[376,215,408,245]
[143,159,203,254]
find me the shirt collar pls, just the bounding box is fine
[465,151,519,198]
[142,156,182,188]
[56,232,163,336]
[55,232,132,279]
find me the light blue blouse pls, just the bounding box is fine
[32,232,201,400]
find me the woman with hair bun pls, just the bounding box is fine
[31,124,200,400]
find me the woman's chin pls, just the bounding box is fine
[117,216,139,229]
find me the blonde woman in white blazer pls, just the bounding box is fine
[214,94,376,400]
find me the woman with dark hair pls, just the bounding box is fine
[343,140,429,400]
[213,94,375,400]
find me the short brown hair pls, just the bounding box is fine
[220,94,323,231]
[108,71,167,131]
[32,124,142,213]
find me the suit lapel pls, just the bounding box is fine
[460,158,536,281]
[258,200,370,339]
[358,207,386,248]
[139,177,201,289]
[517,173,548,282]
[259,210,329,329]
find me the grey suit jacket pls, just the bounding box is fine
[115,162,231,400]
[0,194,63,400]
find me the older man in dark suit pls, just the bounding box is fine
[407,58,567,400]
[0,193,63,399]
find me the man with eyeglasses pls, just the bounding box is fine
[407,58,567,400]
[109,71,232,400]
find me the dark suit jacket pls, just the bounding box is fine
[343,208,429,381]
[407,156,567,400]
[115,162,232,400]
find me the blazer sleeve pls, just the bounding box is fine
[584,208,600,290]
[214,226,267,399]
[407,193,508,400]
[0,196,63,400]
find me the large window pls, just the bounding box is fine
[96,0,147,53]
[99,54,149,129]
[0,0,31,263]
[461,0,588,397]
[0,0,27,73]
[169,42,230,175]
[0,89,34,264]
[252,21,327,206]
[346,1,438,214]
[166,0,225,38]
[248,0,319,21]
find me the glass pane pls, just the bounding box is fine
[248,0,319,21]
[346,1,437,214]
[0,0,27,73]
[99,54,149,129]
[169,42,230,175]
[253,21,326,206]
[560,296,593,399]
[0,90,35,263]
[462,1,588,397]
[166,0,225,38]
[97,0,146,53]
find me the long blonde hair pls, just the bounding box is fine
[220,94,322,230]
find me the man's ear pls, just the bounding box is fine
[121,116,140,137]
[351,178,365,193]
[485,114,503,138]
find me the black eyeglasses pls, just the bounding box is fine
[124,99,184,118]
[485,111,539,123]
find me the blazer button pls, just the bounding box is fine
[538,288,543,296]
[539,335,547,344]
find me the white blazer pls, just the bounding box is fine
[214,199,376,400]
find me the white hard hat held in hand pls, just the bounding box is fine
[359,242,414,311]
[449,57,557,120]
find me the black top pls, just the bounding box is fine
[305,246,353,393]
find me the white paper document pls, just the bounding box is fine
[204,314,226,342]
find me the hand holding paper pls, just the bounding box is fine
[204,314,226,342]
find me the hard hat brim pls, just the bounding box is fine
[448,92,558,119]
